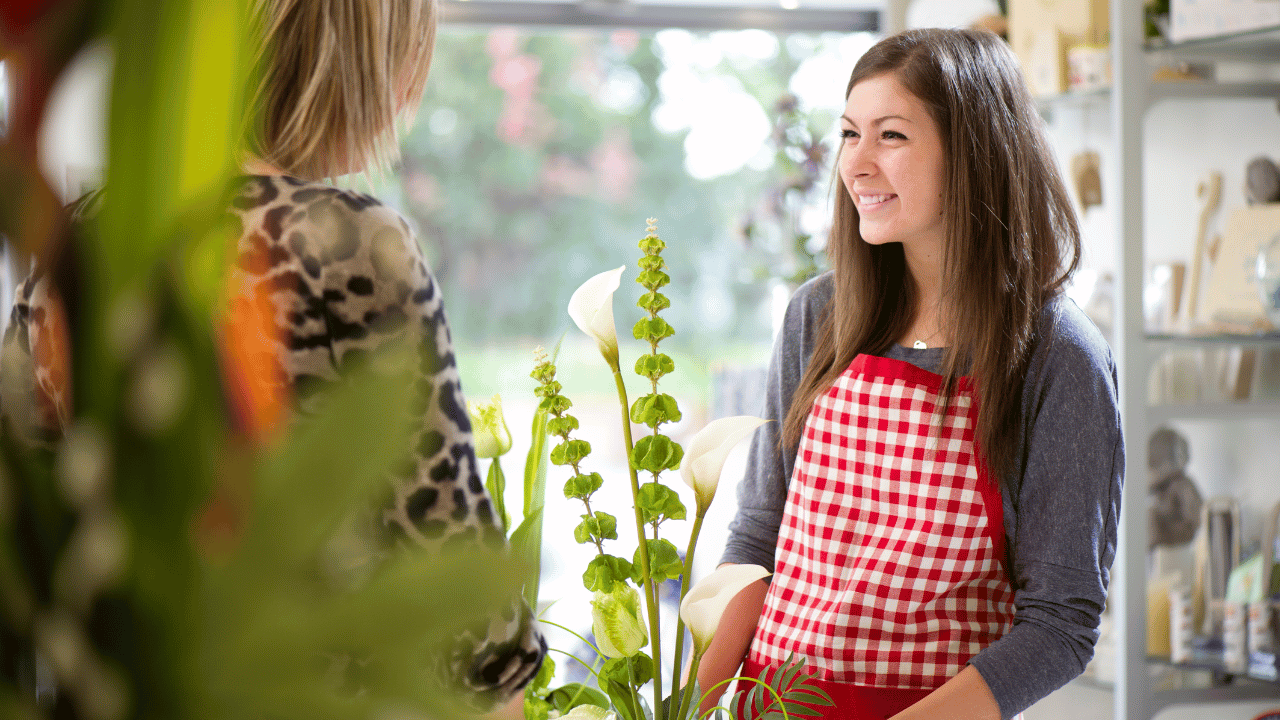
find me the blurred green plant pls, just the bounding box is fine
[739,94,831,289]
[0,2,523,719]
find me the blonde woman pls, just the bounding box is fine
[4,0,545,711]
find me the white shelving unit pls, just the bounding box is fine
[1106,6,1280,720]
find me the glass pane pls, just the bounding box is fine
[390,24,874,686]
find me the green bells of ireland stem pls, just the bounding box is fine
[591,584,648,658]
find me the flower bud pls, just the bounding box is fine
[591,584,648,658]
[468,394,512,459]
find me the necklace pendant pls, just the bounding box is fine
[913,340,927,349]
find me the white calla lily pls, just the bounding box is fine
[679,564,771,654]
[568,266,626,367]
[679,415,767,514]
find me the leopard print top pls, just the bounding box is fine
[2,175,545,707]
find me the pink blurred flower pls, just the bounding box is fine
[592,129,637,202]
[485,27,521,61]
[610,30,639,54]
[490,54,542,97]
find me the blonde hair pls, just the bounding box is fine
[245,0,436,180]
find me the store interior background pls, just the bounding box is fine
[8,0,1280,718]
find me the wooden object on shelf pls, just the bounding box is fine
[1224,346,1258,400]
[1200,204,1280,328]
[1071,150,1104,208]
[1008,0,1109,96]
[1193,497,1243,636]
[1149,571,1185,656]
[1149,262,1187,331]
[1183,171,1224,331]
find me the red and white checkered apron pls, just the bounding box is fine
[741,354,1015,719]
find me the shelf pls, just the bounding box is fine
[1035,80,1280,113]
[1149,401,1280,423]
[1147,25,1280,63]
[1146,333,1280,348]
[1150,655,1280,688]
[1150,80,1280,101]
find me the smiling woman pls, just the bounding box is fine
[703,28,1124,720]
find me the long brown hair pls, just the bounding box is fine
[782,28,1081,484]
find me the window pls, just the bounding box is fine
[391,20,877,684]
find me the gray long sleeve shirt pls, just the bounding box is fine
[720,272,1123,719]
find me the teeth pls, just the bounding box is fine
[859,194,893,204]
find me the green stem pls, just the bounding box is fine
[486,457,509,533]
[613,365,663,714]
[677,646,707,720]
[699,675,792,720]
[541,619,603,657]
[547,648,605,683]
[670,511,706,720]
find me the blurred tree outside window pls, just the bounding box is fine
[383,24,875,687]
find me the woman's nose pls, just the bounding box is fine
[842,143,875,177]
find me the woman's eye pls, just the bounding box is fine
[882,130,906,140]
[840,129,858,140]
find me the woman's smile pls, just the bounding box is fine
[855,192,898,212]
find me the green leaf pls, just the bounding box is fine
[583,554,635,592]
[563,472,604,500]
[603,678,642,720]
[637,234,666,255]
[547,414,580,436]
[635,268,670,290]
[629,434,684,473]
[540,395,572,415]
[661,678,702,720]
[533,380,562,398]
[484,459,510,533]
[546,683,610,713]
[628,393,682,428]
[631,316,675,343]
[633,353,676,382]
[523,694,552,720]
[635,291,670,314]
[600,654,654,687]
[574,512,618,544]
[550,438,591,466]
[524,406,551,519]
[528,654,557,696]
[509,506,544,608]
[636,254,665,272]
[519,400,552,610]
[635,538,682,583]
[636,483,686,525]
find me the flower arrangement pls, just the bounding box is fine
[472,220,832,719]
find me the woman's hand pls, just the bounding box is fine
[689,565,770,715]
[889,665,1002,720]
